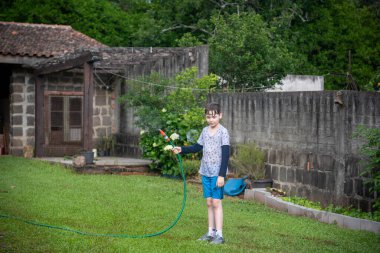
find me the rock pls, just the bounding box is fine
[73,156,86,167]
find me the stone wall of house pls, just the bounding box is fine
[9,68,35,156]
[210,91,380,211]
[9,67,118,156]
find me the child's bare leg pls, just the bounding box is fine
[212,199,223,232]
[207,198,215,229]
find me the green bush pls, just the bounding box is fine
[230,143,265,179]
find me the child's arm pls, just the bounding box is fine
[172,143,203,154]
[217,145,230,187]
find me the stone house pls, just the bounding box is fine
[0,22,208,157]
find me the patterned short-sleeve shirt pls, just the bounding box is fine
[197,124,230,177]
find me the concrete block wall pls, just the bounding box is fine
[210,91,380,211]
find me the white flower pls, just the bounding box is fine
[163,145,174,151]
[170,133,179,140]
[140,130,145,135]
[162,108,167,113]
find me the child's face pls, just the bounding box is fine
[205,110,222,128]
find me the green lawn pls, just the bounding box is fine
[0,156,379,252]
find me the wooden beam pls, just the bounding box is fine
[83,62,94,151]
[34,52,100,75]
[35,76,44,157]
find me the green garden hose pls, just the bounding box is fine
[0,130,186,238]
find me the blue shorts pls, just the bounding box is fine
[202,176,224,200]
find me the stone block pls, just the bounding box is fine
[284,151,293,166]
[311,170,318,187]
[26,137,35,146]
[73,156,86,167]
[317,154,335,171]
[244,189,255,200]
[360,218,380,234]
[344,179,353,195]
[343,216,362,231]
[328,213,345,227]
[10,147,23,156]
[326,172,335,191]
[11,138,23,147]
[96,96,107,106]
[12,115,23,125]
[287,168,295,183]
[27,94,34,103]
[12,127,23,137]
[279,166,287,182]
[254,190,267,204]
[11,84,23,93]
[305,208,324,222]
[93,116,101,127]
[317,171,326,189]
[266,196,288,212]
[27,116,34,126]
[103,116,112,125]
[288,203,307,216]
[271,165,279,181]
[11,94,23,103]
[264,164,271,178]
[26,105,35,114]
[303,170,311,185]
[12,105,23,114]
[354,178,363,196]
[296,169,303,183]
[268,149,276,164]
[276,149,284,164]
[26,128,35,136]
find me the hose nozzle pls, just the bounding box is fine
[159,129,170,142]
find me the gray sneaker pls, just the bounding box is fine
[210,234,225,244]
[197,233,214,242]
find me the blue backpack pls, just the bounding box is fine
[224,177,248,196]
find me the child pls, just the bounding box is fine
[173,102,230,244]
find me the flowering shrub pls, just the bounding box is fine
[119,67,217,175]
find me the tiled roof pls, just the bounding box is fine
[0,22,107,58]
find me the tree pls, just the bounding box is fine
[208,13,298,91]
[289,0,380,90]
[0,0,135,46]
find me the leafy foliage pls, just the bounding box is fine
[353,126,380,211]
[209,12,298,91]
[282,196,380,222]
[118,67,217,175]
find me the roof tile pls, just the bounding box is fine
[0,22,107,58]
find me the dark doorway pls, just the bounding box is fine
[0,64,11,154]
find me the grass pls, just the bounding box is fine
[0,156,379,252]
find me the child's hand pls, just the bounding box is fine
[172,147,181,154]
[216,176,225,187]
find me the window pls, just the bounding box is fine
[49,96,82,144]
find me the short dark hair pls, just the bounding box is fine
[205,102,221,115]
